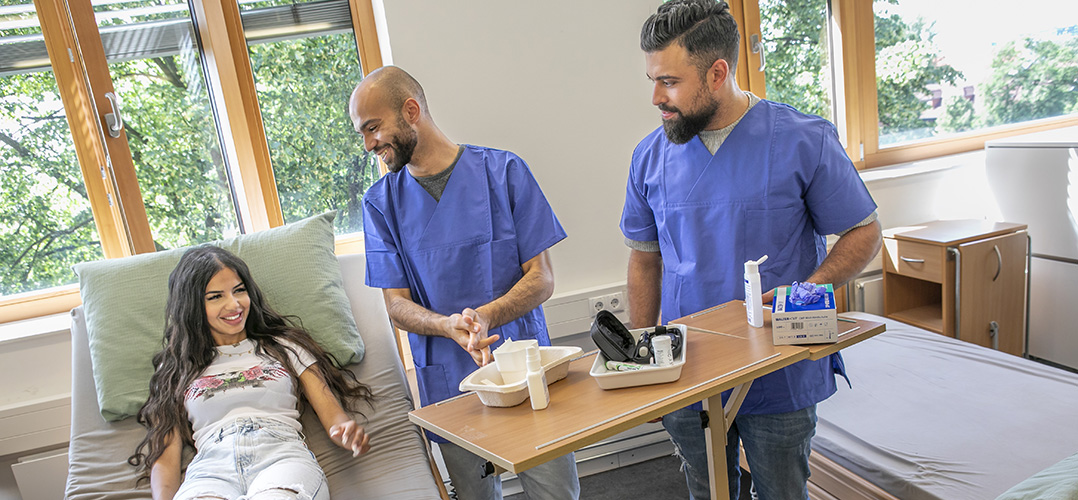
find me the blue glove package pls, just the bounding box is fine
[790,281,823,306]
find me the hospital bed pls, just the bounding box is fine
[65,250,446,499]
[807,312,1078,500]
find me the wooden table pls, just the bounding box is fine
[410,300,886,500]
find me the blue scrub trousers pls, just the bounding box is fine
[438,441,579,500]
[663,405,816,500]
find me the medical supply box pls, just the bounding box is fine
[771,284,838,345]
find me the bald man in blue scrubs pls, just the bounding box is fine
[350,66,579,500]
[621,2,883,499]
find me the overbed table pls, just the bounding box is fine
[409,300,885,500]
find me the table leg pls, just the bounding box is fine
[703,381,753,500]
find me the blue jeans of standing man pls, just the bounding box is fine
[438,441,580,500]
[662,405,817,500]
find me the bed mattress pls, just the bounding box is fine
[813,312,1078,500]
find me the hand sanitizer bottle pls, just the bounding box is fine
[745,255,769,327]
[526,346,549,410]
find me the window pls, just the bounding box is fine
[1,8,104,296]
[874,0,1078,147]
[240,0,380,235]
[0,0,382,322]
[92,0,242,246]
[736,0,1078,168]
[758,0,833,122]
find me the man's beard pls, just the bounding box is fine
[661,93,720,145]
[384,116,418,173]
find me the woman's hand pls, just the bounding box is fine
[329,420,371,457]
[301,367,372,458]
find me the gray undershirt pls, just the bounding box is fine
[698,92,762,155]
[624,92,877,252]
[413,145,465,202]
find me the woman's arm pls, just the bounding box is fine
[299,367,371,457]
[150,429,183,500]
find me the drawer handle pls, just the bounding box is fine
[899,256,925,264]
[993,245,1002,281]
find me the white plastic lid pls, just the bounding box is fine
[744,254,769,274]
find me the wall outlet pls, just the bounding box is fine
[543,282,629,338]
[588,291,626,316]
[607,291,625,312]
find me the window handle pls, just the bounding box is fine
[750,34,766,72]
[104,92,124,138]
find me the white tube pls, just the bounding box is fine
[744,255,768,327]
[526,346,549,410]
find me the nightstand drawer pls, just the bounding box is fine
[883,238,944,283]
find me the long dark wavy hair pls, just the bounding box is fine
[128,245,373,477]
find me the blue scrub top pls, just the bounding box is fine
[363,145,566,429]
[621,100,876,414]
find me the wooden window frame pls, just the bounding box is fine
[2,0,383,324]
[191,0,284,233]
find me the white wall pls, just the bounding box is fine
[863,151,1002,229]
[380,0,661,295]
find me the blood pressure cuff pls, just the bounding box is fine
[589,310,682,364]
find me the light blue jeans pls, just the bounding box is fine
[175,417,329,500]
[662,405,816,500]
[438,441,580,500]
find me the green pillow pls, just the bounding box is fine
[996,453,1078,500]
[74,211,364,421]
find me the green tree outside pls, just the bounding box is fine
[759,0,833,122]
[247,33,379,235]
[979,37,1078,128]
[1,4,104,295]
[761,0,1077,146]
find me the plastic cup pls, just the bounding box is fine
[492,339,538,384]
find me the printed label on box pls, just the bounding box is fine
[772,284,838,345]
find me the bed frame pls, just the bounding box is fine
[807,451,897,500]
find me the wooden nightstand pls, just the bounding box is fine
[882,220,1029,356]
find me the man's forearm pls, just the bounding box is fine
[477,252,554,330]
[628,249,662,328]
[383,290,450,337]
[807,220,883,288]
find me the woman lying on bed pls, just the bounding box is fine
[128,245,373,500]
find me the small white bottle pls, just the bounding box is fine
[525,346,549,410]
[652,334,674,367]
[744,255,769,327]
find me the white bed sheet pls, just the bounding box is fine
[814,312,1078,500]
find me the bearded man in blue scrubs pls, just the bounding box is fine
[349,66,579,500]
[622,2,883,499]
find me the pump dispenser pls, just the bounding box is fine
[745,255,769,327]
[525,346,549,410]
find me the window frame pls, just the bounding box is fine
[736,0,1078,169]
[1,0,382,324]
